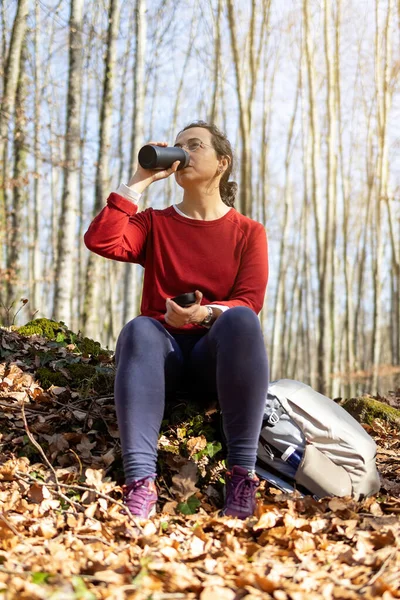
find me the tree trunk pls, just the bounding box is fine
[372,0,393,392]
[53,0,83,325]
[226,0,251,216]
[270,66,300,380]
[209,0,222,124]
[31,0,43,316]
[303,0,326,392]
[122,0,147,326]
[82,0,120,339]
[0,0,28,311]
[6,41,28,307]
[323,0,338,396]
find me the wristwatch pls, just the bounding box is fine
[200,305,213,327]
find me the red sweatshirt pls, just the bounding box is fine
[84,193,269,334]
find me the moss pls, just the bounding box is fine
[341,396,400,426]
[36,363,114,395]
[17,318,113,394]
[68,363,114,395]
[18,318,66,340]
[76,337,102,357]
[36,367,69,389]
[67,363,97,380]
[160,445,180,455]
[18,318,110,359]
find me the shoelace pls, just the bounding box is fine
[124,476,155,513]
[227,474,259,507]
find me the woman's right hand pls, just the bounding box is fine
[127,141,180,193]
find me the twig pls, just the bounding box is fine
[324,550,397,593]
[83,397,98,432]
[15,471,145,533]
[68,447,83,477]
[115,590,196,599]
[359,550,397,590]
[0,512,23,538]
[323,570,363,591]
[20,402,82,513]
[74,534,113,547]
[0,565,100,581]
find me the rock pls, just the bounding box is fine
[17,318,110,358]
[340,396,400,426]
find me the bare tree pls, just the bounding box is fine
[270,66,300,380]
[303,0,327,392]
[0,0,28,310]
[226,0,267,217]
[82,0,120,340]
[371,0,393,390]
[122,0,147,326]
[53,0,84,325]
[6,41,28,306]
[30,0,43,316]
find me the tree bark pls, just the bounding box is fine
[53,0,84,325]
[270,66,300,380]
[372,0,393,392]
[303,0,326,392]
[6,41,28,307]
[82,0,120,339]
[122,0,147,326]
[0,0,28,310]
[31,0,43,316]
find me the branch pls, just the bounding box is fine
[21,402,82,513]
[15,470,145,533]
[0,512,23,538]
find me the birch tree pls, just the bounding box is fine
[53,0,84,324]
[226,0,268,217]
[303,0,327,392]
[0,0,28,309]
[122,0,147,326]
[82,0,120,340]
[6,41,28,306]
[269,67,300,380]
[372,0,393,391]
[30,0,43,315]
[323,0,338,396]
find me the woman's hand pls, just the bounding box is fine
[164,290,208,328]
[127,141,180,193]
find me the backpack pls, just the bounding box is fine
[256,379,380,500]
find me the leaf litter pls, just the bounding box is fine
[0,324,399,599]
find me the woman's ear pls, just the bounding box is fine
[218,156,229,174]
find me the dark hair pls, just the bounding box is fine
[176,120,237,207]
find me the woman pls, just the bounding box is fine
[84,121,269,520]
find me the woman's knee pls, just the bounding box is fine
[115,317,168,359]
[217,306,262,333]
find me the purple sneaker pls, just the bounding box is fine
[122,474,158,518]
[220,465,260,519]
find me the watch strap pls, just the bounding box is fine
[201,305,213,326]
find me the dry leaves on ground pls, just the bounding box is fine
[0,326,399,599]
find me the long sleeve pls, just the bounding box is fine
[207,224,268,314]
[84,192,152,267]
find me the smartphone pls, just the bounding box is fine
[171,292,197,307]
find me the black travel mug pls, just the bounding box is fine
[138,145,190,171]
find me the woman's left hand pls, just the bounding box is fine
[164,290,208,328]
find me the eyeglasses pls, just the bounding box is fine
[173,138,213,152]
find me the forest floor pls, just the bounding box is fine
[0,323,399,600]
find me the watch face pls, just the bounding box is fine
[204,307,213,323]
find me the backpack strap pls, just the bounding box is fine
[263,393,287,427]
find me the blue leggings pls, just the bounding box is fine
[114,306,269,483]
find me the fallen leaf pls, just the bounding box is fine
[170,461,199,501]
[200,587,236,600]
